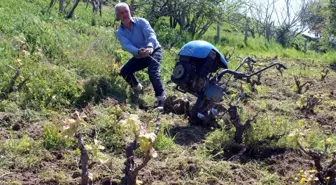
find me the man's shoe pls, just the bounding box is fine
[133,83,143,94]
[154,95,165,111]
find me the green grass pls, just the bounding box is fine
[1,0,334,112]
[0,134,47,171]
[0,0,336,184]
[43,123,75,149]
[154,119,176,150]
[0,0,126,111]
[202,28,336,64]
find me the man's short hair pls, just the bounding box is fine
[115,2,129,15]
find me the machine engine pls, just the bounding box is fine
[171,40,228,102]
[169,40,287,126]
[171,56,206,95]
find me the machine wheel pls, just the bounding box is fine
[172,64,185,79]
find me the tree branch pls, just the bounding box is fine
[76,133,89,185]
[121,114,161,185]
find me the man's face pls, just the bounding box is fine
[117,7,131,24]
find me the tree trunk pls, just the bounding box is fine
[257,23,265,37]
[76,134,89,185]
[196,22,212,39]
[48,0,56,11]
[59,0,64,13]
[265,22,273,42]
[215,24,220,44]
[65,0,80,19]
[250,29,255,38]
[244,15,249,44]
[180,9,187,32]
[130,0,135,14]
[96,0,102,16]
[90,0,96,13]
[65,0,71,10]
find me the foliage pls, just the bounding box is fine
[153,120,175,150]
[137,0,242,39]
[301,0,328,37]
[95,105,128,153]
[328,0,336,35]
[43,122,74,149]
[0,0,122,111]
[154,19,190,49]
[3,135,35,154]
[0,133,47,171]
[22,63,82,110]
[85,139,110,164]
[204,127,233,154]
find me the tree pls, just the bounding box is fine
[249,0,277,41]
[48,0,103,18]
[275,0,312,47]
[217,0,245,42]
[299,0,336,50]
[138,0,242,39]
[87,0,103,16]
[301,0,328,38]
[328,0,336,35]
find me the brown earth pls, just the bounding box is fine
[1,59,336,185]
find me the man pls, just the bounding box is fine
[114,2,165,110]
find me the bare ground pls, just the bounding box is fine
[1,59,336,185]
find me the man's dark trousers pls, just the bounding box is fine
[120,48,164,97]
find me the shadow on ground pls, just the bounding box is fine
[167,125,213,146]
[330,62,336,72]
[75,76,127,107]
[220,145,288,163]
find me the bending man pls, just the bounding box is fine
[115,2,165,110]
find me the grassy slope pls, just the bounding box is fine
[0,0,336,185]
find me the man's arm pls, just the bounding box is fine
[140,18,158,49]
[116,31,139,56]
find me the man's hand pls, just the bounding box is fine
[138,47,153,57]
[138,48,145,55]
[145,47,153,55]
[138,48,149,57]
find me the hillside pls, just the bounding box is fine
[0,0,336,185]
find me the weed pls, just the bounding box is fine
[3,135,34,154]
[154,119,175,150]
[43,123,74,149]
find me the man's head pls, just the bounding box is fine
[115,2,131,25]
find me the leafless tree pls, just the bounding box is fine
[249,0,277,41]
[76,133,89,185]
[297,141,336,185]
[228,103,259,143]
[294,75,313,94]
[121,115,161,185]
[217,0,245,42]
[275,0,311,46]
[49,0,103,18]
